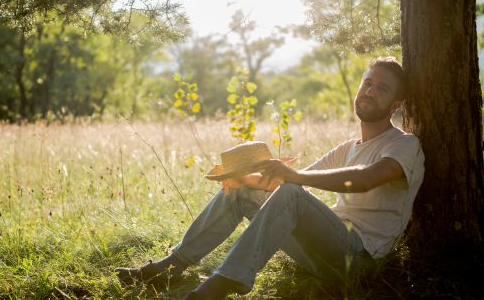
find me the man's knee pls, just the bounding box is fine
[275,183,305,195]
[265,183,305,206]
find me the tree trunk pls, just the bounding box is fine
[401,0,483,250]
[334,53,354,117]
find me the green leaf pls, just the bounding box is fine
[227,94,237,104]
[188,83,198,93]
[246,82,258,93]
[247,96,258,105]
[293,111,303,121]
[227,86,236,94]
[280,101,291,110]
[188,93,198,101]
[174,89,185,100]
[173,99,184,108]
[184,156,195,168]
[249,121,256,132]
[173,73,181,82]
[192,103,201,113]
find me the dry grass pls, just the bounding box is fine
[0,118,370,299]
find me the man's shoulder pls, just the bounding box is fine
[334,138,358,152]
[383,128,424,161]
[388,127,421,146]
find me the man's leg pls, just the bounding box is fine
[115,187,268,284]
[187,183,371,298]
[171,187,268,265]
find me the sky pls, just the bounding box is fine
[175,0,318,71]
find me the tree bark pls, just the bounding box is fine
[334,53,354,116]
[401,0,483,249]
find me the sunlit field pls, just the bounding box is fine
[0,119,372,299]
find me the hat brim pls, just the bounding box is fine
[204,157,297,181]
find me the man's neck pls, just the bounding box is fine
[359,119,393,143]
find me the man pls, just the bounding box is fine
[115,57,425,300]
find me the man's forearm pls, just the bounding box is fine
[240,173,281,192]
[286,167,371,193]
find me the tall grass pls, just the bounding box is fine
[0,118,361,299]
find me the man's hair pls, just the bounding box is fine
[369,56,407,101]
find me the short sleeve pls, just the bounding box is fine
[380,135,425,188]
[307,141,353,170]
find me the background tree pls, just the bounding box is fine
[265,46,377,120]
[303,0,400,53]
[229,9,285,103]
[0,0,188,122]
[0,0,188,41]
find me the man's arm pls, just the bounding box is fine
[222,173,281,193]
[253,157,405,193]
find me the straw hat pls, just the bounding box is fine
[205,141,295,181]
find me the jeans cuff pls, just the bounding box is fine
[213,269,252,295]
[171,244,198,266]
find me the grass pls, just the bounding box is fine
[0,118,416,299]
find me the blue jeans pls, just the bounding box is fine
[172,183,372,293]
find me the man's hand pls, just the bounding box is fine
[252,159,299,187]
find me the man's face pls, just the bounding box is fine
[354,66,401,122]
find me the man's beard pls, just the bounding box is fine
[354,96,393,122]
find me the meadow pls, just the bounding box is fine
[0,118,400,300]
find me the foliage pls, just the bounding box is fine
[268,99,302,157]
[172,73,201,116]
[229,9,285,84]
[0,0,189,44]
[302,0,400,53]
[0,1,403,123]
[226,70,259,143]
[0,10,177,122]
[477,3,484,17]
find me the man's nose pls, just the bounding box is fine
[365,86,376,98]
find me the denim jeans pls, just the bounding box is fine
[171,183,373,293]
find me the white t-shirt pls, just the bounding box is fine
[309,126,425,259]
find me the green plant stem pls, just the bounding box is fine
[277,116,282,158]
[119,147,128,215]
[187,118,213,165]
[128,122,195,221]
